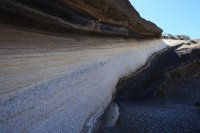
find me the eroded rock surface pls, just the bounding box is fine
[99,42,200,133]
[0,0,162,38]
[104,103,119,128]
[0,28,172,133]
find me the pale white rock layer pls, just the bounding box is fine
[0,28,184,133]
[104,103,119,128]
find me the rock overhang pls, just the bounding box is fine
[0,0,162,38]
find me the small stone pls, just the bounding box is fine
[104,103,119,127]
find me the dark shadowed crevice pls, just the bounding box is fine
[98,44,200,133]
[115,46,200,102]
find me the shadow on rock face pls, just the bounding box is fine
[98,45,200,133]
[160,62,200,105]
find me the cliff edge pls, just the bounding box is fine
[0,0,162,38]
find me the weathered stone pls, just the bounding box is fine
[190,40,198,44]
[1,28,178,133]
[115,43,200,101]
[0,0,162,38]
[104,103,119,128]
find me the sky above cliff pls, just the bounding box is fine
[130,0,200,39]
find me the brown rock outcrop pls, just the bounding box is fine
[0,0,162,38]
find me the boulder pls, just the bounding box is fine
[168,34,176,39]
[104,103,119,127]
[184,40,192,45]
[190,40,198,44]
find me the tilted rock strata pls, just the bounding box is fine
[0,28,173,133]
[98,43,200,133]
[0,0,162,38]
[115,43,200,102]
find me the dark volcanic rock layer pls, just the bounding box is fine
[99,44,200,133]
[115,45,200,102]
[0,0,162,38]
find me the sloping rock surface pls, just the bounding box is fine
[0,0,162,38]
[99,42,200,133]
[0,28,176,133]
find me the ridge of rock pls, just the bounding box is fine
[0,0,162,38]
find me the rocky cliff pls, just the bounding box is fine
[99,41,200,133]
[0,28,176,133]
[0,0,162,38]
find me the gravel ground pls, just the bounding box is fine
[99,64,200,133]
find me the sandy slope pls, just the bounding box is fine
[0,27,184,133]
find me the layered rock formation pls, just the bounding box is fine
[2,0,200,133]
[98,41,200,133]
[0,28,180,133]
[0,0,162,38]
[115,42,200,101]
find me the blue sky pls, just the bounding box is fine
[130,0,200,39]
